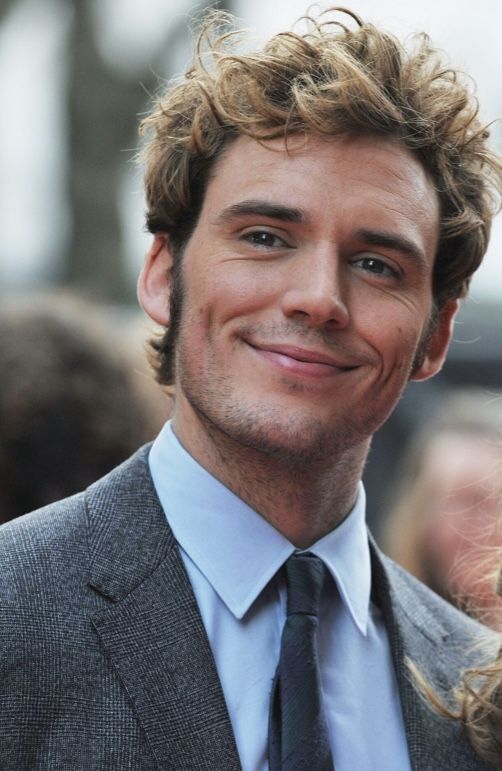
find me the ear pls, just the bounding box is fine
[137,234,174,326]
[411,300,459,382]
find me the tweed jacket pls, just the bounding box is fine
[0,445,497,770]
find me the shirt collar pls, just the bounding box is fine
[149,420,371,634]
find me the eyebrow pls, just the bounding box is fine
[214,199,306,225]
[214,202,429,265]
[356,228,427,267]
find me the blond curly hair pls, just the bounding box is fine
[410,572,502,768]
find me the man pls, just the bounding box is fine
[0,8,501,771]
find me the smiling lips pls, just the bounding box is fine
[247,341,358,378]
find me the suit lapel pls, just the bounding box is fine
[85,447,241,771]
[370,540,494,771]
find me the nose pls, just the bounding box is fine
[280,246,349,328]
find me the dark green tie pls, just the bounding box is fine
[268,552,335,770]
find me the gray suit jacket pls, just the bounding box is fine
[0,446,497,770]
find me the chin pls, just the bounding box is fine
[216,407,360,466]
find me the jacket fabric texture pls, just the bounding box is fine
[0,445,497,770]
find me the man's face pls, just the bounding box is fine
[140,134,456,465]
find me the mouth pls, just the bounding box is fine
[245,341,359,378]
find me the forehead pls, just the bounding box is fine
[204,133,440,248]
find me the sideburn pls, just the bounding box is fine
[155,249,185,386]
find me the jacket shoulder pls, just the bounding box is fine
[0,444,153,604]
[0,446,159,769]
[0,492,88,603]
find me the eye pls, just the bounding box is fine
[353,255,400,279]
[241,230,290,249]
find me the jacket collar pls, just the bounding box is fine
[86,445,173,601]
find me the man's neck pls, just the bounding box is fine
[172,411,369,548]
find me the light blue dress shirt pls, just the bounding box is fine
[149,421,412,771]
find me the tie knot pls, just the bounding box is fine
[285,552,326,617]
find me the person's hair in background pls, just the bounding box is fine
[139,8,502,386]
[457,566,502,767]
[411,566,502,768]
[0,293,170,524]
[382,389,502,627]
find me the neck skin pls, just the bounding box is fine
[172,399,369,549]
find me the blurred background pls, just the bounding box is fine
[0,0,501,612]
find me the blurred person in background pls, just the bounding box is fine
[0,7,501,771]
[0,292,169,523]
[382,390,502,628]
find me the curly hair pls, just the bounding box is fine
[409,570,502,768]
[455,660,502,768]
[139,7,502,385]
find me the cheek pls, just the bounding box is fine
[180,279,246,360]
[362,313,424,376]
[387,301,433,365]
[202,267,278,330]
